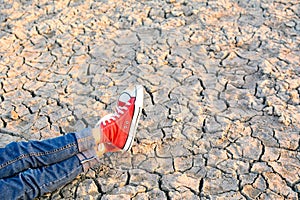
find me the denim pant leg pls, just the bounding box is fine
[0,149,99,200]
[0,128,96,179]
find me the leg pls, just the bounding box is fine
[0,128,96,179]
[0,84,144,199]
[0,149,98,200]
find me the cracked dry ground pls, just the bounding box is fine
[0,0,300,199]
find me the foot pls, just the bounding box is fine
[97,85,144,153]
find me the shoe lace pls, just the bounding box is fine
[101,101,131,126]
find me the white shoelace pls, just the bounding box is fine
[100,101,131,126]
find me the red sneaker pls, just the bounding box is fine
[98,85,144,152]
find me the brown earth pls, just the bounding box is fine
[0,0,300,199]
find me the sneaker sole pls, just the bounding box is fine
[123,85,144,151]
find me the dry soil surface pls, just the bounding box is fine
[0,0,300,199]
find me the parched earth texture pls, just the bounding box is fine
[0,0,300,199]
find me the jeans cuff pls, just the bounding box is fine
[76,149,99,172]
[74,128,96,152]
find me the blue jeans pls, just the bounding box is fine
[0,128,99,200]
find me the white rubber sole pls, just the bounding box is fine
[123,85,144,151]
